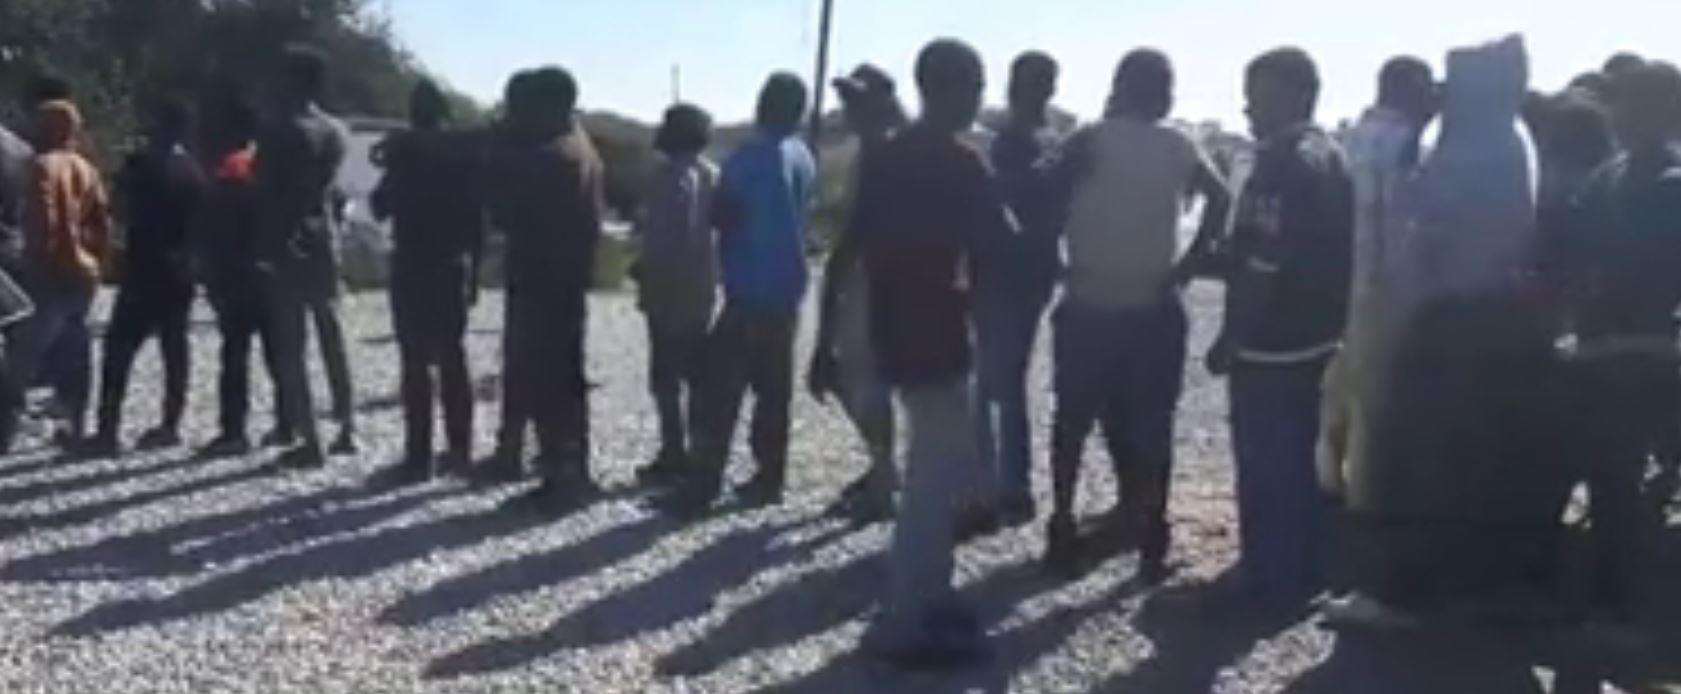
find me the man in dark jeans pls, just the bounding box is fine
[976,51,1063,528]
[661,74,815,514]
[85,99,207,454]
[196,92,283,457]
[371,79,483,481]
[256,45,352,470]
[1209,47,1353,607]
[482,67,604,505]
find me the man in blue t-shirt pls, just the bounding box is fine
[663,73,815,513]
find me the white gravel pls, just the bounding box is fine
[1,285,1664,693]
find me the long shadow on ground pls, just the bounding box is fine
[50,487,603,636]
[0,459,279,543]
[380,511,677,626]
[424,513,853,680]
[4,475,458,582]
[755,556,1151,693]
[0,455,204,506]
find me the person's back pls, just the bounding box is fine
[484,123,603,293]
[716,132,813,313]
[380,129,482,265]
[1063,118,1200,309]
[121,142,206,288]
[0,124,32,273]
[256,102,347,287]
[639,155,718,300]
[27,100,110,291]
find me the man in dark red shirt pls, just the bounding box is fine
[853,38,1014,669]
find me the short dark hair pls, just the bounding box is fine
[755,72,807,134]
[655,103,712,155]
[1111,48,1173,121]
[150,95,194,138]
[1377,56,1432,107]
[525,66,578,115]
[27,73,71,106]
[1604,52,1647,76]
[1011,51,1058,85]
[1247,47,1320,107]
[1545,93,1615,170]
[220,92,259,144]
[410,78,450,128]
[282,44,329,98]
[915,39,983,98]
[1614,60,1681,127]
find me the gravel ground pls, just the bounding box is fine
[1,285,1677,693]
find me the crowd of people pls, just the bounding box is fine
[0,33,1679,669]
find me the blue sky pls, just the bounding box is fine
[387,0,1680,128]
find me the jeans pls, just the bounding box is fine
[1230,356,1333,601]
[207,280,283,439]
[690,302,797,492]
[500,288,589,478]
[645,310,708,457]
[974,282,1052,501]
[834,263,895,495]
[391,262,473,459]
[96,280,193,438]
[882,377,984,634]
[265,275,323,448]
[1050,297,1187,563]
[4,280,95,433]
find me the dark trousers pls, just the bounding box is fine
[1231,355,1332,601]
[4,281,94,434]
[690,302,797,491]
[95,281,192,437]
[500,287,589,478]
[975,281,1053,500]
[645,312,708,456]
[1579,355,1669,616]
[208,280,282,439]
[391,263,472,460]
[1049,298,1187,564]
[265,277,318,447]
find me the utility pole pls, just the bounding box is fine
[808,0,836,163]
[671,63,681,104]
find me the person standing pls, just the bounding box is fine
[966,51,1065,529]
[1042,49,1231,582]
[255,45,353,469]
[855,39,1015,667]
[1564,61,1681,622]
[84,99,207,455]
[1317,57,1440,626]
[195,92,283,457]
[808,64,906,522]
[2,98,111,447]
[631,103,719,486]
[661,73,815,513]
[1208,47,1353,607]
[0,104,35,452]
[371,79,484,482]
[482,66,605,505]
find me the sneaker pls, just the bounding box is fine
[474,447,527,483]
[278,444,327,470]
[1320,592,1421,632]
[329,430,359,455]
[828,488,895,525]
[389,457,434,485]
[136,427,182,451]
[200,434,252,458]
[261,427,298,448]
[1043,514,1082,579]
[651,482,720,518]
[998,492,1036,528]
[864,603,988,670]
[436,450,473,478]
[956,504,1003,543]
[736,471,785,507]
[525,475,601,513]
[73,433,121,459]
[635,449,687,487]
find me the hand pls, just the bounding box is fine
[807,350,840,402]
[1206,334,1233,377]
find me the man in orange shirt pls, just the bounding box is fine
[2,98,111,446]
